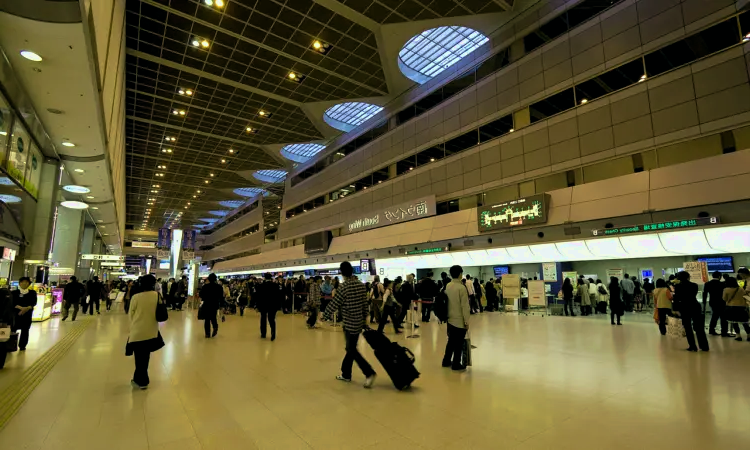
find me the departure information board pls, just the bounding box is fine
[477,194,550,231]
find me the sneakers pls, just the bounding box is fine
[131,380,147,390]
[336,375,351,382]
[364,374,377,388]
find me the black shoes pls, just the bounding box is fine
[271,335,276,341]
[686,347,698,352]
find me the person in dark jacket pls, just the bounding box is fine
[418,272,439,322]
[62,276,84,321]
[396,275,416,327]
[703,271,728,336]
[0,288,14,368]
[673,271,708,352]
[174,275,188,311]
[12,277,37,351]
[608,277,623,325]
[256,273,282,340]
[484,281,498,312]
[86,276,104,315]
[199,273,223,338]
[562,278,575,317]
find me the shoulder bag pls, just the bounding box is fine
[156,292,169,323]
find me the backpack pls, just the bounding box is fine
[598,285,607,296]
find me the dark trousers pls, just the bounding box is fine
[341,332,374,379]
[610,312,622,324]
[204,315,218,337]
[708,302,728,334]
[62,301,79,321]
[398,301,410,326]
[378,305,399,333]
[658,308,672,335]
[0,350,7,369]
[260,309,276,338]
[239,305,246,316]
[442,323,467,369]
[307,307,319,328]
[17,327,30,350]
[622,292,634,312]
[133,350,150,386]
[124,298,130,313]
[87,298,100,314]
[421,299,433,322]
[469,295,478,313]
[682,303,709,351]
[105,299,112,310]
[564,298,575,316]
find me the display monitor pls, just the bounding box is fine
[304,269,315,276]
[159,260,169,269]
[697,256,734,273]
[493,266,509,277]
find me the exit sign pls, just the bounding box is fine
[406,247,446,255]
[591,217,720,236]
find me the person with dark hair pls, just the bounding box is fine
[465,274,477,314]
[397,273,417,328]
[653,279,673,335]
[199,273,223,338]
[12,277,37,351]
[126,274,165,389]
[633,279,643,312]
[62,275,84,321]
[673,271,708,352]
[307,276,322,329]
[484,280,498,312]
[577,278,590,316]
[256,273,282,340]
[643,277,655,307]
[703,271,728,336]
[620,274,635,312]
[167,277,179,310]
[174,275,188,311]
[442,265,470,371]
[377,278,401,334]
[323,262,376,387]
[608,277,623,325]
[562,278,575,317]
[418,271,439,322]
[0,288,14,368]
[86,276,104,315]
[722,277,750,341]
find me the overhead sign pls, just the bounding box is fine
[49,267,75,275]
[360,258,376,275]
[591,217,719,236]
[405,247,446,255]
[478,194,550,231]
[100,261,125,267]
[182,250,195,261]
[81,254,124,261]
[157,228,172,248]
[346,195,436,234]
[131,241,156,248]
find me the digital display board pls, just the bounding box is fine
[493,266,509,277]
[477,194,550,231]
[697,256,734,273]
[591,217,720,236]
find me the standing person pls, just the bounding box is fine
[323,262,376,387]
[587,278,598,314]
[633,280,644,312]
[320,276,333,313]
[12,277,37,351]
[484,280,497,312]
[673,270,708,352]
[643,278,655,307]
[722,277,750,341]
[199,274,222,338]
[609,277,623,325]
[703,271,728,336]
[61,276,84,321]
[577,279,590,316]
[86,276,104,315]
[562,278,575,317]
[238,281,249,316]
[105,281,115,311]
[465,275,477,314]
[596,279,609,313]
[377,279,401,334]
[397,274,416,328]
[369,275,384,324]
[473,277,483,313]
[256,273,281,340]
[653,279,673,335]
[418,272,439,322]
[166,278,177,309]
[294,275,307,312]
[307,276,322,329]
[124,280,135,313]
[174,275,188,311]
[442,265,470,371]
[620,274,635,312]
[0,288,13,369]
[125,275,165,390]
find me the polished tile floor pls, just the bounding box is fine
[1,308,749,449]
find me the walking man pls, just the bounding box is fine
[199,274,222,338]
[442,265,470,371]
[703,271,728,336]
[620,274,635,312]
[323,262,376,388]
[86,276,104,315]
[256,273,281,340]
[61,276,84,321]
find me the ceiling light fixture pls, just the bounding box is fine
[91,207,99,210]
[287,72,305,83]
[639,74,647,82]
[221,159,226,163]
[86,195,95,199]
[228,149,235,153]
[165,137,176,142]
[197,190,202,193]
[580,99,588,104]
[152,184,160,188]
[61,201,88,209]
[204,180,209,184]
[74,168,84,173]
[245,127,256,134]
[20,50,43,61]
[311,40,331,54]
[201,39,210,48]
[63,185,90,194]
[61,141,75,147]
[258,110,271,118]
[209,173,214,177]
[156,173,164,177]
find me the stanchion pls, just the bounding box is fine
[407,300,420,339]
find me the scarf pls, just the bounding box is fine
[19,288,29,295]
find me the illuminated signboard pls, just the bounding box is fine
[131,241,156,248]
[405,247,446,255]
[477,194,550,231]
[591,217,720,236]
[347,195,436,234]
[81,254,124,261]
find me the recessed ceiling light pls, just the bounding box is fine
[580,99,588,104]
[86,195,95,199]
[258,110,271,118]
[97,219,103,223]
[229,149,235,154]
[197,190,202,193]
[287,72,305,83]
[204,180,209,184]
[61,201,88,209]
[245,127,256,134]
[192,39,200,47]
[201,40,210,48]
[178,89,185,95]
[74,168,84,173]
[91,207,99,210]
[209,173,214,177]
[62,142,75,147]
[21,51,43,61]
[221,159,226,163]
[311,40,330,54]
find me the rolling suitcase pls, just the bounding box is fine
[363,329,420,390]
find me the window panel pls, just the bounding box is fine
[479,114,514,142]
[529,88,575,123]
[416,146,445,166]
[444,130,479,155]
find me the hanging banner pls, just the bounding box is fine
[542,262,557,282]
[182,250,195,261]
[157,228,172,259]
[562,271,578,282]
[182,230,197,250]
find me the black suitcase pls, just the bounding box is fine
[363,329,420,390]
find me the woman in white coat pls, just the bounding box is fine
[126,275,164,389]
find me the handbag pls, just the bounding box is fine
[666,316,686,339]
[462,335,472,367]
[0,326,10,343]
[155,293,169,323]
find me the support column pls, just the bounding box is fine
[75,226,95,281]
[49,204,84,283]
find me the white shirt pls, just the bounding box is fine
[466,281,475,296]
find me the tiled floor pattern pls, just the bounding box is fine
[0,309,749,449]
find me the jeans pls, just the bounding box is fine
[87,298,100,314]
[260,310,276,338]
[442,323,467,369]
[564,298,575,316]
[341,332,374,379]
[658,308,672,335]
[105,299,112,311]
[682,302,709,351]
[378,304,399,333]
[62,301,79,321]
[133,350,150,386]
[708,302,728,334]
[204,315,218,337]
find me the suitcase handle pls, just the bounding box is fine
[403,347,415,363]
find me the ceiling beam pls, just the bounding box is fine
[311,0,380,31]
[125,150,263,174]
[491,0,514,10]
[141,0,387,96]
[127,88,317,141]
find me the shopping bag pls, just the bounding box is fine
[0,326,10,343]
[666,316,686,339]
[462,337,472,366]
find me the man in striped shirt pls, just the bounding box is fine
[323,262,377,388]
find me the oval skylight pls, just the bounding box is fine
[0,194,22,203]
[280,143,326,163]
[209,210,230,216]
[63,185,91,194]
[324,102,384,132]
[233,187,269,198]
[399,26,489,84]
[219,200,244,209]
[199,218,219,223]
[253,169,287,183]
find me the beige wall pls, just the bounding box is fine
[204,204,264,247]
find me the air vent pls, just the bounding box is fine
[463,239,474,246]
[564,227,581,236]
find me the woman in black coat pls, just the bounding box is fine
[0,288,14,368]
[12,277,37,351]
[562,278,575,317]
[608,277,623,325]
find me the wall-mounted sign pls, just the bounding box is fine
[131,241,156,248]
[591,217,720,236]
[478,194,550,231]
[405,247,446,255]
[49,267,75,275]
[347,195,436,234]
[24,260,48,265]
[542,262,557,282]
[81,254,124,261]
[100,261,125,267]
[360,258,376,275]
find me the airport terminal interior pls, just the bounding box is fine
[2,0,750,448]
